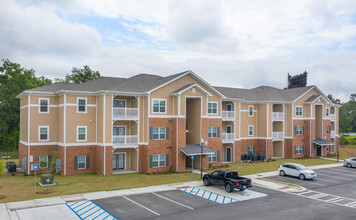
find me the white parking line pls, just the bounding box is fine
[122,196,160,216]
[329,168,356,174]
[317,173,353,181]
[317,169,356,178]
[152,192,194,210]
[314,177,340,184]
[274,177,326,186]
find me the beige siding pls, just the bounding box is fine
[20,106,28,142]
[20,96,28,106]
[295,88,319,118]
[105,94,112,144]
[66,95,96,105]
[285,104,293,137]
[97,95,103,143]
[30,95,57,105]
[139,96,149,143]
[180,87,207,116]
[241,103,257,137]
[30,106,57,142]
[257,104,267,137]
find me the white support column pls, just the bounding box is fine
[176,95,180,172]
[64,93,67,175]
[27,94,31,175]
[103,93,106,175]
[137,96,140,172]
[266,103,269,158]
[310,103,312,157]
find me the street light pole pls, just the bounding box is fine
[201,139,203,179]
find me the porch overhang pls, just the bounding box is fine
[180,144,215,156]
[313,138,334,146]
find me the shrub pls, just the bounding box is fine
[0,159,6,176]
[11,172,16,176]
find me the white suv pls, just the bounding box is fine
[344,158,356,168]
[278,163,317,180]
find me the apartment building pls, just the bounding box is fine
[17,71,340,175]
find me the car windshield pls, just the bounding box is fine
[296,165,307,170]
[226,172,238,179]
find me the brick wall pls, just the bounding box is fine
[18,143,28,170]
[202,118,223,168]
[235,141,241,162]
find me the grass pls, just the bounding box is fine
[326,149,352,160]
[0,172,201,203]
[207,158,340,176]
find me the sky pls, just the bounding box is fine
[1,0,356,102]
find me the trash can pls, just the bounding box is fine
[251,154,259,161]
[258,153,265,161]
[241,154,245,161]
[6,161,16,173]
[245,153,251,161]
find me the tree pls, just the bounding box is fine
[0,59,51,153]
[327,94,341,104]
[56,65,101,84]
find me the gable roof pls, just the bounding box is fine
[171,83,213,96]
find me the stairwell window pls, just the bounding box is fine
[77,126,87,141]
[295,126,304,135]
[39,126,49,141]
[151,127,167,140]
[295,145,304,155]
[39,155,48,168]
[39,98,49,113]
[77,98,87,113]
[208,127,220,138]
[295,106,303,116]
[208,151,217,162]
[248,125,254,136]
[248,105,254,116]
[208,102,218,115]
[248,146,255,154]
[152,99,166,113]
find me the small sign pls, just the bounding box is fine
[191,155,194,160]
[33,164,38,171]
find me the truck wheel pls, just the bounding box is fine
[225,183,234,193]
[347,163,352,168]
[280,170,285,176]
[203,178,210,186]
[299,174,305,180]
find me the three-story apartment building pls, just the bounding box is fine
[17,71,340,175]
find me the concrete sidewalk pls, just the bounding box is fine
[3,162,344,220]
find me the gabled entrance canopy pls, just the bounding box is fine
[180,144,215,156]
[313,138,334,146]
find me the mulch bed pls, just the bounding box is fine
[36,189,56,194]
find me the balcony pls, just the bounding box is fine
[331,114,336,121]
[272,132,284,139]
[331,130,336,138]
[113,107,138,120]
[222,111,235,121]
[272,112,284,121]
[222,133,235,143]
[113,135,138,148]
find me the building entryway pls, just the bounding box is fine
[226,147,232,162]
[273,141,283,158]
[316,145,322,157]
[113,153,125,170]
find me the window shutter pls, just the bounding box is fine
[295,127,297,135]
[166,154,169,167]
[217,151,220,162]
[302,146,304,154]
[150,127,153,140]
[302,126,304,135]
[74,156,78,169]
[149,155,153,168]
[86,156,90,169]
[253,146,256,154]
[166,127,169,139]
[48,155,52,164]
[294,146,297,154]
[217,127,220,138]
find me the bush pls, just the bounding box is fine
[0,159,6,176]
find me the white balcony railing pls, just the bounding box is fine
[222,111,235,121]
[331,130,336,138]
[272,112,284,121]
[272,132,284,139]
[113,135,138,146]
[331,114,336,121]
[222,133,235,143]
[113,107,138,120]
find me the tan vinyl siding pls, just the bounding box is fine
[257,104,267,137]
[235,101,240,138]
[241,103,257,137]
[295,88,319,118]
[139,96,149,143]
[20,96,28,106]
[180,88,207,116]
[30,95,57,105]
[113,121,138,135]
[285,104,293,137]
[66,95,96,105]
[20,106,28,142]
[105,94,112,144]
[97,95,103,143]
[30,106,57,142]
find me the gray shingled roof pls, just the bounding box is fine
[172,84,194,94]
[180,144,215,155]
[214,85,314,102]
[313,138,334,146]
[305,95,321,103]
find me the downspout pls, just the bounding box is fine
[56,95,59,150]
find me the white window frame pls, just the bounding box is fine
[39,98,49,113]
[295,106,303,117]
[152,154,166,168]
[295,145,303,155]
[38,126,49,141]
[326,107,330,117]
[295,126,303,135]
[208,151,217,162]
[152,99,167,114]
[248,105,254,116]
[39,155,48,168]
[77,97,87,113]
[208,101,218,115]
[78,155,86,169]
[152,127,166,140]
[248,146,255,154]
[248,125,254,136]
[208,127,218,138]
[77,126,87,142]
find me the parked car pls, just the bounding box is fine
[344,158,356,168]
[203,170,252,193]
[278,163,316,180]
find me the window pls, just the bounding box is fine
[77,98,87,113]
[248,146,255,154]
[326,126,331,134]
[39,99,49,113]
[208,151,217,162]
[326,108,330,117]
[152,127,166,140]
[295,106,303,116]
[152,99,166,113]
[295,145,304,155]
[248,105,254,116]
[152,154,166,167]
[39,155,48,168]
[248,125,254,136]
[78,156,86,169]
[208,127,219,138]
[113,99,125,108]
[295,126,304,135]
[77,126,87,141]
[39,126,49,141]
[208,102,218,114]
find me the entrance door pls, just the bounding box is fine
[113,126,126,143]
[226,147,232,162]
[226,104,232,111]
[113,153,125,170]
[316,145,322,157]
[113,100,126,117]
[226,125,232,133]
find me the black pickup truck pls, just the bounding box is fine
[203,170,252,193]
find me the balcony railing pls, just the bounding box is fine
[113,107,138,120]
[272,112,284,121]
[222,111,235,121]
[272,132,284,139]
[113,135,138,146]
[222,133,235,143]
[331,130,336,138]
[331,114,336,121]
